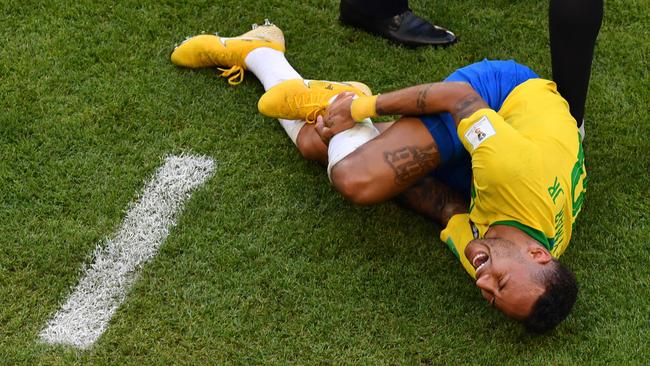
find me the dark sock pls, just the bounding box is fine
[341,0,409,18]
[549,0,603,125]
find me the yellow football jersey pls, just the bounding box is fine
[440,79,587,278]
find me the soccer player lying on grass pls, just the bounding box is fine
[171,21,586,333]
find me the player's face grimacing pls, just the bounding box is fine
[464,238,551,321]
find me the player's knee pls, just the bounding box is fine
[295,126,328,162]
[296,137,319,160]
[330,163,380,206]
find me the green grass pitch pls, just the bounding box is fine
[1,0,649,364]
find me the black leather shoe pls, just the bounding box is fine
[340,1,457,48]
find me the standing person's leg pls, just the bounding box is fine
[343,0,409,18]
[549,0,604,131]
[339,0,457,47]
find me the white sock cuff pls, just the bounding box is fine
[279,119,306,146]
[244,48,301,91]
[327,119,379,180]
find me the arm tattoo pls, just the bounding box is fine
[384,143,439,186]
[416,84,434,112]
[454,94,482,120]
[396,177,468,224]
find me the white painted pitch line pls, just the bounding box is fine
[39,154,215,349]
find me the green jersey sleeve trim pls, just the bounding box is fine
[490,220,554,251]
[445,238,460,259]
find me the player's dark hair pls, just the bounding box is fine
[522,259,578,334]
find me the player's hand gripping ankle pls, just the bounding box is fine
[316,92,357,143]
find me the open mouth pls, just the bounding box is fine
[471,251,490,277]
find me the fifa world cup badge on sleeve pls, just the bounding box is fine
[464,115,496,149]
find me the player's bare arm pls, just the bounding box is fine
[318,82,487,206]
[323,116,438,205]
[397,177,468,226]
[318,82,488,139]
[373,82,489,125]
[171,18,585,332]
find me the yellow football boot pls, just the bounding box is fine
[258,79,372,123]
[171,20,285,85]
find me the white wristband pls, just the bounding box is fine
[326,118,379,180]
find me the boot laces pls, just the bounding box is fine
[217,66,244,85]
[209,40,245,85]
[305,108,324,124]
[292,93,326,123]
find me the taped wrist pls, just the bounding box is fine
[326,119,380,179]
[350,95,379,122]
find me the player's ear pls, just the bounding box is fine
[527,243,552,264]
